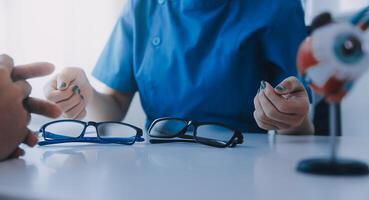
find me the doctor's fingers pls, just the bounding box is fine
[56,67,85,91]
[63,100,86,119]
[253,94,290,130]
[274,76,305,95]
[253,111,278,130]
[56,92,84,113]
[44,76,57,97]
[74,109,87,120]
[263,82,289,113]
[258,90,304,127]
[45,80,77,103]
[264,82,307,115]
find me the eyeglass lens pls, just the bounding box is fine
[44,121,138,141]
[150,119,188,137]
[97,123,137,139]
[44,121,85,140]
[150,119,235,145]
[196,125,235,146]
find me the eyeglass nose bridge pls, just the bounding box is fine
[76,121,99,137]
[87,121,98,126]
[184,121,196,132]
[231,133,244,147]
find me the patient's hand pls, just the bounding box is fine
[253,76,314,134]
[44,67,93,120]
[0,54,61,160]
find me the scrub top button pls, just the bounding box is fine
[152,37,161,46]
[158,0,165,5]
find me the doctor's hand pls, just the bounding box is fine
[44,67,93,120]
[253,76,314,135]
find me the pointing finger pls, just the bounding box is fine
[12,62,55,81]
[25,97,62,118]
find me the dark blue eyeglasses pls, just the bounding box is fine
[38,120,144,146]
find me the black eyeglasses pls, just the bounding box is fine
[148,117,244,148]
[38,120,144,146]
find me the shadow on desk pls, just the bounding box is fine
[0,195,36,200]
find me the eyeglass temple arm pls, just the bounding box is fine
[177,134,225,144]
[178,132,221,142]
[40,131,144,143]
[39,136,141,146]
[42,131,143,139]
[42,131,76,140]
[177,134,195,140]
[178,133,243,147]
[153,135,237,147]
[38,138,135,146]
[230,133,244,147]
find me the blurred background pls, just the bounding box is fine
[0,0,368,134]
[0,0,146,129]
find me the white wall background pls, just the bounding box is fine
[304,0,369,23]
[0,0,146,128]
[1,0,369,135]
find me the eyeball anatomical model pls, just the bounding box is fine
[297,10,369,102]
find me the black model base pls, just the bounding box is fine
[297,158,369,176]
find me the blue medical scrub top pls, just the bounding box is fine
[93,0,308,133]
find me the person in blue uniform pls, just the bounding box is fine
[44,0,314,134]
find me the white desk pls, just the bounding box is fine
[1,132,369,200]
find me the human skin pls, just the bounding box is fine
[44,67,133,122]
[45,67,314,135]
[0,54,61,160]
[253,77,314,135]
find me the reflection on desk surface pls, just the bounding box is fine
[1,134,369,200]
